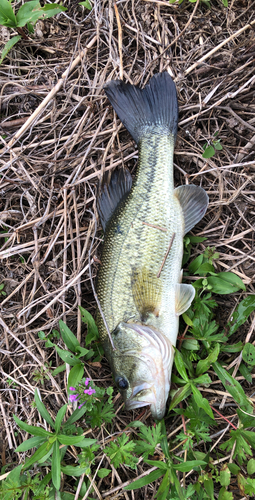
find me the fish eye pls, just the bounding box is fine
[115,376,129,390]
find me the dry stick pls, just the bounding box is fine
[0,316,64,399]
[101,466,158,498]
[167,0,200,53]
[114,0,123,79]
[87,210,116,351]
[5,35,97,149]
[157,233,175,278]
[17,263,90,326]
[184,18,255,76]
[142,222,167,232]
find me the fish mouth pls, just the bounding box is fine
[125,383,166,420]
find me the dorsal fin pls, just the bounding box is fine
[174,184,209,235]
[97,169,132,231]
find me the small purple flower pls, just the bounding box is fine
[85,378,90,387]
[69,387,76,391]
[84,387,96,396]
[69,394,79,402]
[78,402,85,409]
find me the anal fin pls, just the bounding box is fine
[175,283,195,316]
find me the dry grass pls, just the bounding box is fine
[0,0,255,497]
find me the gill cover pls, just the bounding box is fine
[109,322,174,420]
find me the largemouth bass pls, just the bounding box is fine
[96,72,208,419]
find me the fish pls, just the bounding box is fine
[96,72,208,420]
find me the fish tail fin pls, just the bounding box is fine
[104,72,178,144]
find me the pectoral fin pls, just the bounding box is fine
[132,267,162,321]
[175,284,195,316]
[174,184,209,234]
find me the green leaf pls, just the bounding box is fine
[55,346,81,366]
[182,313,193,327]
[24,441,53,469]
[221,341,243,353]
[61,465,89,476]
[247,458,255,475]
[79,0,92,9]
[192,373,212,385]
[52,363,66,376]
[194,262,215,275]
[55,404,67,433]
[214,141,223,151]
[169,383,192,411]
[206,273,245,294]
[124,468,164,490]
[245,478,255,496]
[75,345,90,357]
[0,0,17,27]
[105,433,138,469]
[173,460,207,472]
[77,438,97,447]
[174,350,189,382]
[59,320,80,352]
[204,477,214,500]
[182,338,200,350]
[218,487,233,500]
[52,440,61,490]
[34,388,55,428]
[57,434,88,446]
[242,343,255,366]
[219,466,230,487]
[97,468,111,478]
[15,436,45,452]
[217,272,245,289]
[213,361,253,412]
[64,405,87,426]
[202,145,215,159]
[145,459,168,470]
[0,36,21,65]
[196,343,220,376]
[188,254,203,274]
[40,4,67,18]
[227,463,240,474]
[191,385,214,419]
[67,363,84,391]
[79,306,99,345]
[228,295,255,336]
[16,1,42,27]
[13,414,52,437]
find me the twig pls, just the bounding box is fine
[184,18,255,76]
[114,1,123,79]
[5,35,97,149]
[142,222,167,232]
[157,233,176,278]
[210,406,237,430]
[101,466,158,497]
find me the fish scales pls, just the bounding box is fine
[96,73,208,419]
[97,131,183,344]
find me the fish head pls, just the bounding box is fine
[107,322,174,420]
